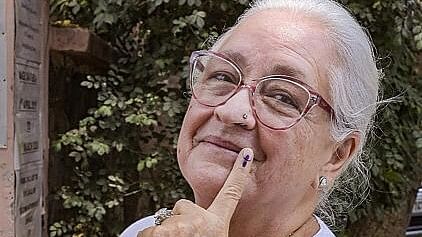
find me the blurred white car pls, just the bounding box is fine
[407,187,422,236]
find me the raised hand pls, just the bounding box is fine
[138,148,254,237]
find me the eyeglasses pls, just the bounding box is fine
[189,50,334,130]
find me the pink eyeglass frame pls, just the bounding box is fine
[189,50,335,130]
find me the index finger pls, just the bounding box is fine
[207,148,254,221]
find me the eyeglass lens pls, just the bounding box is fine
[191,54,311,129]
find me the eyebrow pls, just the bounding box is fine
[269,64,305,79]
[219,50,247,68]
[218,50,306,79]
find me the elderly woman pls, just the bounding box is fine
[121,0,380,236]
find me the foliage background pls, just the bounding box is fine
[47,0,421,236]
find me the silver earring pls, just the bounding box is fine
[318,176,328,188]
[242,113,248,119]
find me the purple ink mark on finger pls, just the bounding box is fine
[242,154,251,167]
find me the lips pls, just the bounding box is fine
[201,136,242,154]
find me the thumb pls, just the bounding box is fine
[207,148,254,221]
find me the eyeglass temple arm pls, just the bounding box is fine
[316,96,335,115]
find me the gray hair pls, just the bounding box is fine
[211,0,381,228]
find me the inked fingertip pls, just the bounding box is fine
[241,148,254,158]
[240,148,254,168]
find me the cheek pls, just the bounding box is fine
[177,102,213,176]
[254,125,315,183]
[254,121,334,190]
[248,126,322,204]
[259,125,312,161]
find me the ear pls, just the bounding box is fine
[321,131,361,179]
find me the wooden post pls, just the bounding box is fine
[0,0,49,236]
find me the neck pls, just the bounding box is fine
[194,190,320,237]
[288,216,319,237]
[227,202,319,237]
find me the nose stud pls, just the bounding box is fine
[235,113,249,127]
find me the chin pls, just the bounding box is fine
[178,140,239,206]
[192,183,219,208]
[182,159,231,208]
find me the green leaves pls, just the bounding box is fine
[124,114,157,126]
[339,1,422,234]
[94,105,112,117]
[137,153,160,172]
[49,221,72,237]
[49,0,199,234]
[49,0,421,236]
[50,0,90,27]
[414,24,422,50]
[172,10,207,35]
[86,140,110,156]
[178,0,202,7]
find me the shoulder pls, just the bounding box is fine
[314,216,336,237]
[120,215,155,237]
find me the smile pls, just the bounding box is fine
[201,136,242,154]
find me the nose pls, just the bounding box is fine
[214,88,256,129]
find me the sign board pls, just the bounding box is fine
[15,113,42,167]
[0,0,7,148]
[14,60,42,168]
[15,0,42,63]
[15,62,40,113]
[15,165,42,237]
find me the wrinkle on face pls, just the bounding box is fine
[177,7,338,223]
[223,9,335,103]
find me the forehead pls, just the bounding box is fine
[216,9,334,95]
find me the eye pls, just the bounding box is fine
[208,72,238,84]
[271,92,299,110]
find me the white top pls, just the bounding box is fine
[120,215,335,237]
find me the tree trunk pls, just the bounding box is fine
[348,184,421,237]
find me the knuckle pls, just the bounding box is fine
[222,172,247,200]
[222,184,243,200]
[175,199,193,207]
[174,199,194,213]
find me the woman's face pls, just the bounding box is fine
[177,10,339,216]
